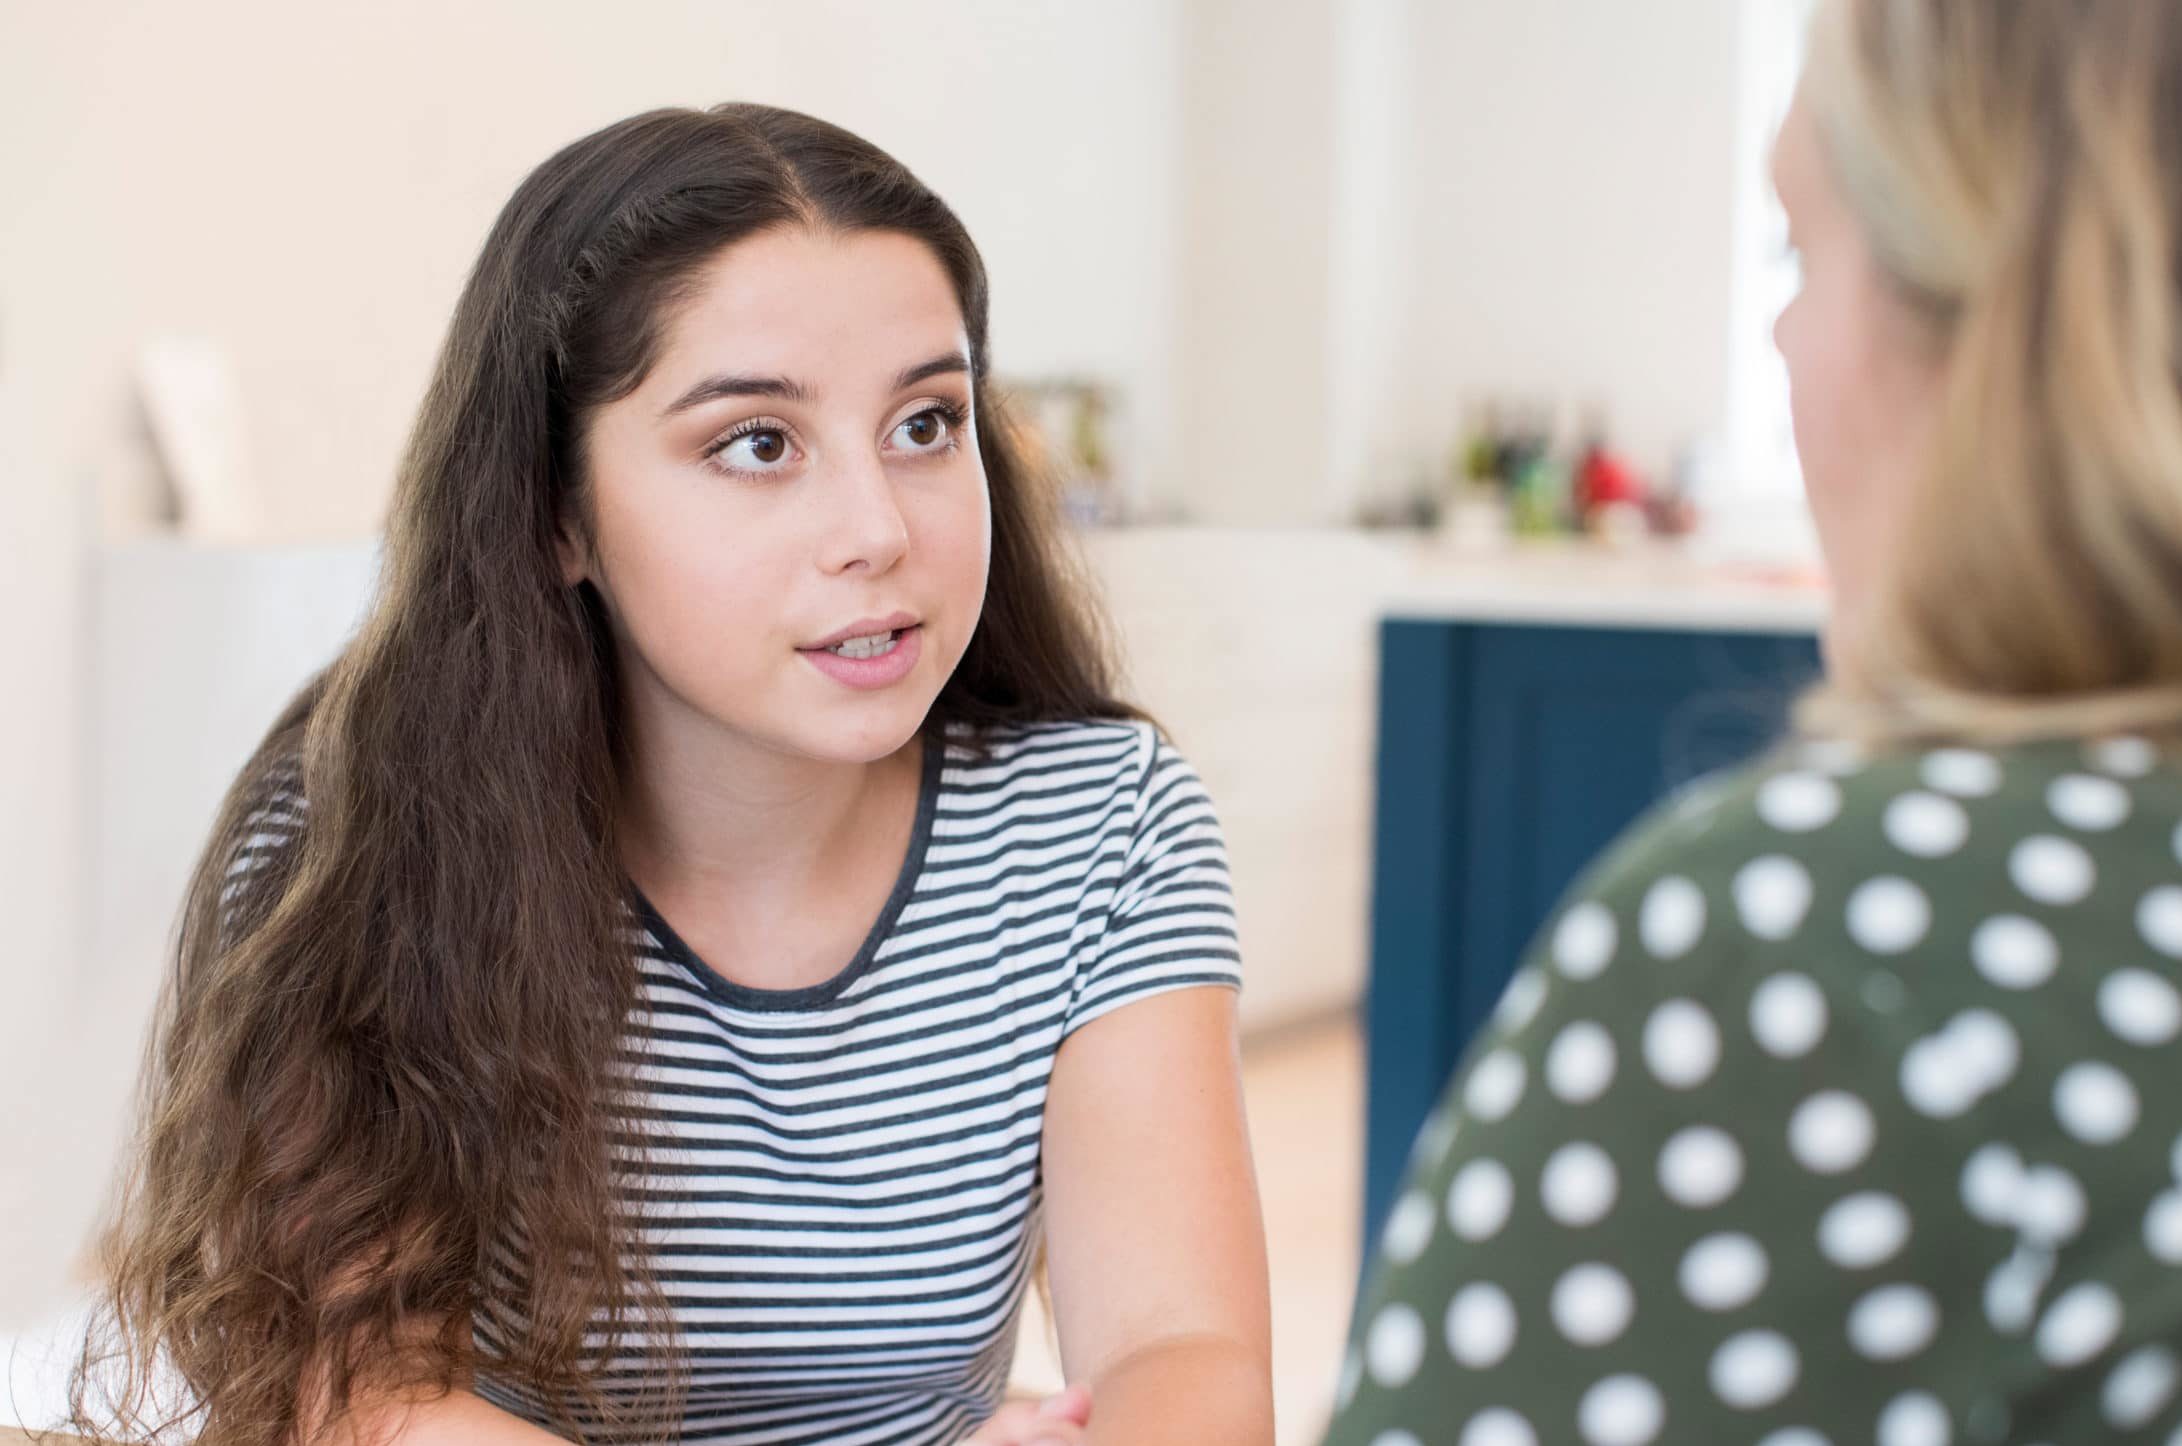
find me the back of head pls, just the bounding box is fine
[1799,0,2182,746]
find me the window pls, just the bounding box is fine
[1721,0,1814,508]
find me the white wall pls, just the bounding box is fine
[1397,0,1745,482]
[1169,0,1750,519]
[1173,0,1340,525]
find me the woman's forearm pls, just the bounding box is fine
[1082,1334,1273,1446]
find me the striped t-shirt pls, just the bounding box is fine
[228,717,1243,1444]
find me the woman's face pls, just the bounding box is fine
[563,226,992,767]
[1772,79,1947,653]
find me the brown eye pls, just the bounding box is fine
[893,408,955,452]
[716,425,795,473]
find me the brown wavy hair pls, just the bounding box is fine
[70,103,1139,1446]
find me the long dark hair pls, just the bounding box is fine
[74,103,1140,1446]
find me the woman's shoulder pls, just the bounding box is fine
[1612,732,2180,879]
[939,715,1175,791]
[1547,732,2182,1036]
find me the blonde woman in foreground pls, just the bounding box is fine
[1329,2,2182,1443]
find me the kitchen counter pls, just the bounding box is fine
[1378,535,1828,633]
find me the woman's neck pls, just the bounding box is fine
[614,687,925,912]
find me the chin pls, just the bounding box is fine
[789,707,931,767]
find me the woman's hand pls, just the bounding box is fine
[960,1385,1093,1445]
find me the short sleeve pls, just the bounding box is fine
[1321,769,2039,1446]
[1061,727,1243,1038]
[213,761,308,951]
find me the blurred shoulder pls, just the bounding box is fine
[1606,732,2182,887]
[1540,732,2182,1022]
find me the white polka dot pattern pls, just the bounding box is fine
[1901,1010,2019,1119]
[1540,1143,1619,1228]
[1819,1191,1912,1269]
[2011,836,2096,906]
[1885,792,1969,857]
[1643,999,1720,1089]
[1922,748,2001,796]
[2088,735,2158,777]
[1578,1375,1664,1446]
[1466,1051,1526,1122]
[1679,1232,1770,1312]
[1758,772,1843,832]
[1735,856,1814,940]
[1788,1091,1876,1175]
[2146,1187,2182,1262]
[1382,1191,1437,1264]
[2105,1345,2180,1430]
[1445,1283,1519,1369]
[1710,1331,1799,1410]
[1555,901,1618,978]
[1848,1284,1939,1361]
[1447,1159,1515,1242]
[1659,1126,1744,1209]
[2055,1061,2140,1145]
[2101,968,2182,1045]
[1495,968,1549,1034]
[1546,1020,1618,1104]
[1876,1392,1950,1446]
[1367,1303,1427,1387]
[1970,914,2058,990]
[1551,1263,1635,1346]
[1750,972,1829,1058]
[1639,877,1707,959]
[2141,886,2182,958]
[1846,876,1930,954]
[2050,773,2132,831]
[2037,1282,2123,1368]
[1326,744,2182,1446]
[1457,1410,1538,1446]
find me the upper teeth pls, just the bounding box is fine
[828,631,899,659]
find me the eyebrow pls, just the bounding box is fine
[893,351,971,390]
[658,351,972,419]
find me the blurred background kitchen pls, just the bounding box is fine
[0,2,1824,1441]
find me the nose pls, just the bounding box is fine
[815,450,910,577]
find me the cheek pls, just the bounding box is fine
[591,479,790,692]
[1780,267,1900,576]
[914,464,993,608]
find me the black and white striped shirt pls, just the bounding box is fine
[228,718,1241,1444]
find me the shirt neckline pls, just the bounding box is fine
[625,729,945,1012]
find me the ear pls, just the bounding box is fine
[554,510,592,587]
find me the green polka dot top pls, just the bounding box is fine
[1324,735,2182,1446]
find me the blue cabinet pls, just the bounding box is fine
[1362,618,1823,1251]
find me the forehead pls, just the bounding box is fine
[647,226,969,387]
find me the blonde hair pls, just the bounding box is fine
[1794,0,2182,749]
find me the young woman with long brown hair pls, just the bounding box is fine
[1329,1,2182,1442]
[71,104,1272,1446]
